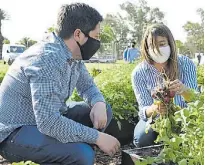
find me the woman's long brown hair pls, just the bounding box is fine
[141,24,178,81]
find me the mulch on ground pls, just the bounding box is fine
[0,144,135,165]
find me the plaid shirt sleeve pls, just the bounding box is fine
[26,55,99,144]
[76,63,105,106]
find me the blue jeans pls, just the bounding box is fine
[0,102,112,165]
[133,120,158,147]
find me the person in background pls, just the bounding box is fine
[197,53,201,66]
[123,45,130,62]
[131,24,198,147]
[0,3,120,165]
[127,41,140,63]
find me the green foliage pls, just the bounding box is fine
[70,67,102,102]
[47,25,56,33]
[175,40,190,55]
[0,71,6,83]
[197,65,204,85]
[3,39,10,44]
[183,9,204,54]
[94,63,138,120]
[0,9,8,20]
[71,63,139,121]
[120,0,164,45]
[0,9,9,59]
[103,13,129,43]
[100,24,115,43]
[136,92,204,165]
[12,161,39,165]
[197,8,204,26]
[0,60,8,83]
[17,37,37,48]
[90,68,102,77]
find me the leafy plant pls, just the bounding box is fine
[135,68,204,164]
[90,68,102,77]
[0,72,6,83]
[71,63,139,121]
[94,63,138,121]
[12,161,39,165]
[197,65,204,85]
[136,91,204,164]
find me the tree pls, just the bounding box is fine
[175,40,184,53]
[97,24,116,56]
[46,25,56,33]
[3,38,10,44]
[0,9,9,59]
[100,24,115,43]
[103,13,129,43]
[183,8,204,54]
[18,37,37,48]
[120,0,164,46]
[197,8,204,27]
[175,40,192,57]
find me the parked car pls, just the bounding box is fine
[84,56,99,63]
[98,56,116,63]
[2,44,26,65]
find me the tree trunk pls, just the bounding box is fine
[0,20,4,60]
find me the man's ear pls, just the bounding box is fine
[73,29,81,42]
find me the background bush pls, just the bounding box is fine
[71,62,139,121]
[197,65,204,85]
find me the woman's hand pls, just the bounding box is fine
[146,101,168,118]
[169,79,196,102]
[169,79,188,94]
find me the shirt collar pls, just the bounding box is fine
[52,32,72,60]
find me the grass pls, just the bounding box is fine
[85,61,125,71]
[0,60,9,73]
[0,60,126,82]
[0,60,9,83]
[0,60,125,73]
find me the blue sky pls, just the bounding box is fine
[0,0,203,43]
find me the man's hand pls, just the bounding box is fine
[90,102,107,129]
[96,132,121,156]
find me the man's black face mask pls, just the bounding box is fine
[76,32,100,60]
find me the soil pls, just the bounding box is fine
[126,145,163,158]
[0,144,135,165]
[94,143,135,165]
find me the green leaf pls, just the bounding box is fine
[178,159,187,165]
[117,120,122,130]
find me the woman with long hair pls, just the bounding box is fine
[132,24,198,147]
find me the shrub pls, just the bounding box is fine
[136,92,204,164]
[12,161,39,165]
[94,63,138,121]
[71,62,139,121]
[0,72,6,83]
[90,68,102,77]
[197,65,204,85]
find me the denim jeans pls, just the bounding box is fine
[133,120,158,147]
[0,101,112,165]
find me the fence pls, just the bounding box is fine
[96,42,130,60]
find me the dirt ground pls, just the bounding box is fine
[0,144,135,165]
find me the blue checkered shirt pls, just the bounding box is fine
[0,33,105,143]
[132,55,198,121]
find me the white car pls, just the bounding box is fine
[97,55,116,63]
[2,44,26,65]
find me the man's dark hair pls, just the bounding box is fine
[131,41,136,48]
[56,3,103,39]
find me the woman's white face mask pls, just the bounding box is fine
[149,45,171,63]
